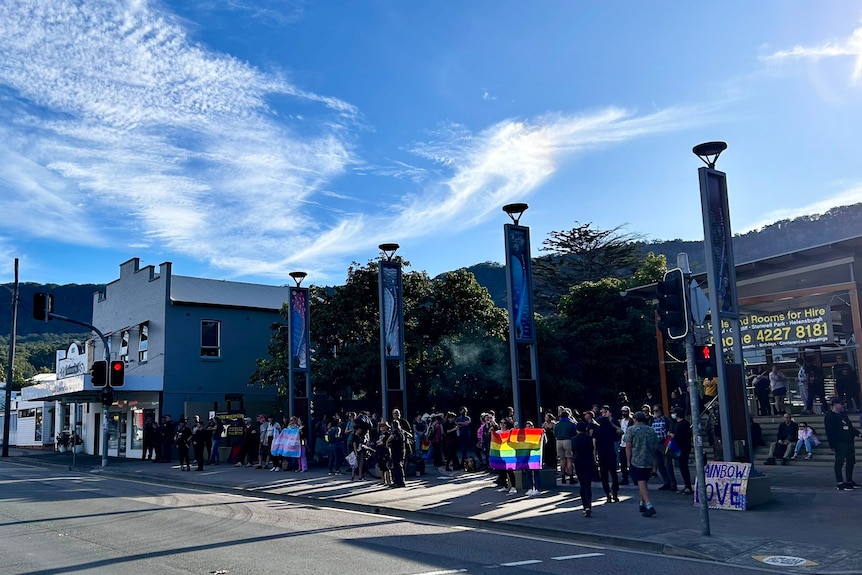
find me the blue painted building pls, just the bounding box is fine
[24,258,286,458]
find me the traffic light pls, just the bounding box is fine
[100,386,114,406]
[696,344,717,377]
[33,293,53,321]
[656,268,689,339]
[91,360,108,387]
[110,360,125,387]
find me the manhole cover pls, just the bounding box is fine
[753,555,817,567]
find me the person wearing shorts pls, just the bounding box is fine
[624,411,660,517]
[554,409,576,484]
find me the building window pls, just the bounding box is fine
[201,320,221,358]
[138,323,149,363]
[120,330,130,362]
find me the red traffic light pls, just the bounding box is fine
[700,346,711,360]
[109,360,125,387]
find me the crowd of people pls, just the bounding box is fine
[142,377,861,515]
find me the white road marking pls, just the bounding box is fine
[413,570,468,575]
[552,552,605,560]
[500,559,543,566]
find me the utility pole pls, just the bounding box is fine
[2,259,18,457]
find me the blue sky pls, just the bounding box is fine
[1,1,861,287]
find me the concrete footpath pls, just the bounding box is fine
[5,449,861,574]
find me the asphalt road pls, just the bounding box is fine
[0,463,782,575]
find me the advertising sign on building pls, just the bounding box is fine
[709,305,834,350]
[56,343,86,380]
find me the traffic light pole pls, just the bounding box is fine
[43,311,112,468]
[685,331,711,535]
[677,253,710,535]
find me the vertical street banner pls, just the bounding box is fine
[289,287,309,370]
[379,260,404,359]
[505,224,536,344]
[701,169,739,315]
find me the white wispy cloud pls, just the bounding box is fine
[0,2,703,283]
[0,1,357,278]
[195,0,307,27]
[762,24,862,82]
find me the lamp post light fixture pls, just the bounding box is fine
[379,243,400,261]
[502,204,541,426]
[289,271,307,287]
[378,243,406,421]
[692,141,727,169]
[287,271,311,424]
[502,203,529,225]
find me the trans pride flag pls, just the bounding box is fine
[489,429,543,470]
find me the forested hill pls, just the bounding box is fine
[3,203,862,337]
[0,282,104,337]
[466,202,862,308]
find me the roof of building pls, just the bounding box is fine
[170,275,290,311]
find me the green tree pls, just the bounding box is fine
[409,269,508,407]
[627,252,667,288]
[251,262,509,411]
[533,222,642,314]
[537,251,666,408]
[551,277,658,406]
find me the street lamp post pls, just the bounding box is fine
[502,204,541,426]
[693,141,754,464]
[378,243,407,420]
[287,272,311,427]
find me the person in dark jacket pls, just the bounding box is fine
[751,369,771,417]
[824,397,860,490]
[175,418,192,471]
[387,419,408,488]
[160,414,176,463]
[572,421,597,517]
[764,414,798,465]
[594,406,620,502]
[142,418,159,461]
[191,415,206,471]
[670,408,694,494]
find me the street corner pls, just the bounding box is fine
[728,541,862,573]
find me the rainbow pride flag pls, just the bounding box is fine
[489,428,543,470]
